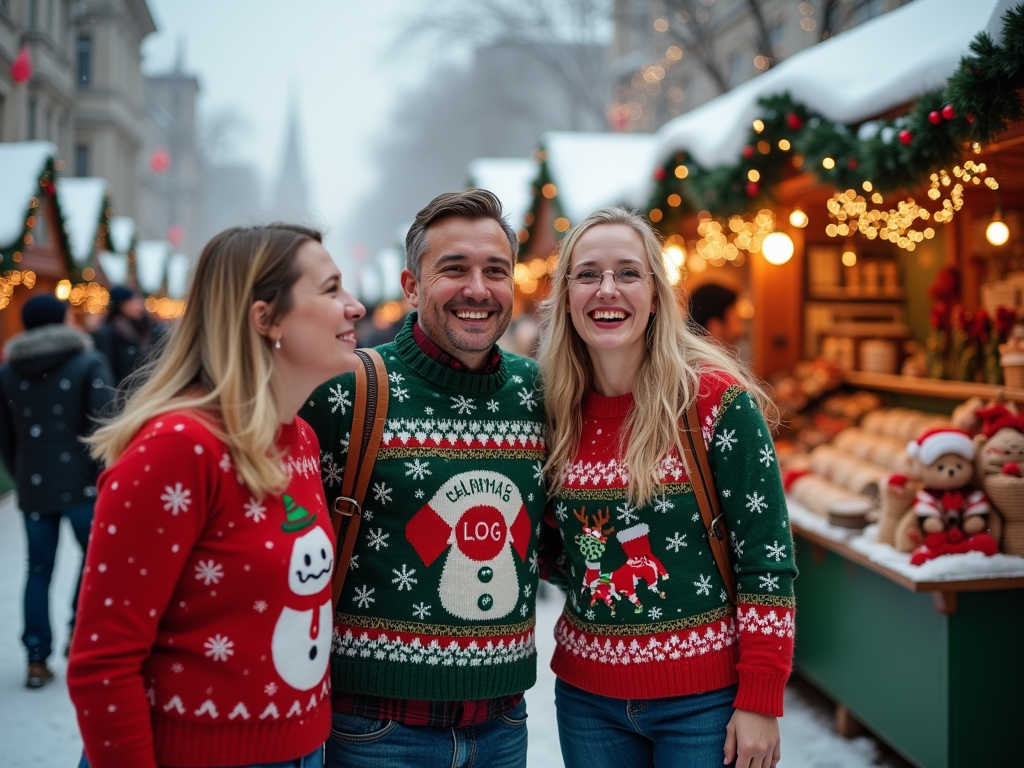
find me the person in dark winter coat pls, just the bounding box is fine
[92,285,165,388]
[0,294,114,688]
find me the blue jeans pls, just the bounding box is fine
[22,503,93,663]
[326,698,528,768]
[555,678,737,768]
[78,746,323,768]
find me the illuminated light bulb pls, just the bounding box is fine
[55,279,72,300]
[789,208,808,228]
[778,139,791,151]
[554,217,571,232]
[542,183,557,199]
[986,217,1010,246]
[753,119,765,133]
[761,232,794,265]
[674,164,689,179]
[649,209,664,223]
[842,251,857,267]
[747,169,761,182]
[667,193,682,207]
[862,181,873,192]
[822,157,836,170]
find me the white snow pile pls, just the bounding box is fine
[56,178,108,266]
[652,0,1002,172]
[542,131,658,223]
[788,498,1024,582]
[135,240,169,293]
[0,141,57,249]
[466,158,538,231]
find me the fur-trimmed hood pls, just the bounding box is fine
[4,324,95,379]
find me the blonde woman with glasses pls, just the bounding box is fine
[536,207,796,768]
[67,225,365,768]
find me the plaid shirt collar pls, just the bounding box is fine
[412,320,502,375]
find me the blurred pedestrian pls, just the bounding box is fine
[688,282,746,347]
[536,208,795,768]
[0,294,114,688]
[67,224,365,768]
[92,285,165,388]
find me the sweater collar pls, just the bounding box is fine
[583,389,634,419]
[411,320,502,375]
[394,313,509,395]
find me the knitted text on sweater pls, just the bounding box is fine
[67,414,332,768]
[300,314,549,702]
[547,373,797,717]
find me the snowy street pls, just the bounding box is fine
[0,492,906,767]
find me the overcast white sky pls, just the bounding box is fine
[142,0,431,269]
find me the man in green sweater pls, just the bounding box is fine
[301,190,548,768]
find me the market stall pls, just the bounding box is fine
[637,1,1024,765]
[55,177,114,319]
[0,141,71,343]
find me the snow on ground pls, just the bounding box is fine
[1,492,907,767]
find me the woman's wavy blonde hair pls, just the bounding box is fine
[88,224,321,499]
[536,207,777,508]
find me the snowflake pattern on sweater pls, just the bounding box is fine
[66,415,333,768]
[544,373,797,717]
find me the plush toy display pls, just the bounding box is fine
[893,427,999,565]
[974,404,1024,557]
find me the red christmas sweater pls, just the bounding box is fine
[67,412,334,768]
[545,373,797,716]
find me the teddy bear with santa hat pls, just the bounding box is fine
[891,427,1000,565]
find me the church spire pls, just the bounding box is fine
[273,88,309,220]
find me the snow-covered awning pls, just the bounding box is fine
[166,253,192,300]
[97,252,129,286]
[56,177,109,267]
[466,158,538,231]
[136,240,169,294]
[107,216,136,255]
[0,141,57,249]
[653,0,1006,172]
[542,131,659,223]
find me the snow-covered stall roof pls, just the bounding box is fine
[466,158,538,231]
[166,254,192,300]
[542,132,659,223]
[97,252,129,286]
[56,177,109,267]
[653,0,1005,172]
[0,141,57,248]
[136,240,169,294]
[107,216,136,255]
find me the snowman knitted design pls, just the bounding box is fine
[300,314,548,701]
[67,414,333,768]
[546,373,797,716]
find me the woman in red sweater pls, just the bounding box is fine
[68,225,365,768]
[536,208,796,768]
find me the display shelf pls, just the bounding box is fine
[844,371,1024,404]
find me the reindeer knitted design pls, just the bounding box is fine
[574,507,669,615]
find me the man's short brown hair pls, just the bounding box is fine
[405,189,519,278]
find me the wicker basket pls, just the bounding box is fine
[1000,349,1024,389]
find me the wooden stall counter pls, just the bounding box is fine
[789,508,1024,768]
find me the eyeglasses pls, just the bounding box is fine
[565,268,654,287]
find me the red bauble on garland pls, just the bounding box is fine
[941,104,956,121]
[898,129,913,145]
[786,112,803,130]
[967,113,976,124]
[847,158,859,170]
[746,181,760,197]
[928,111,942,125]
[653,167,666,181]
[11,46,32,84]
[743,145,755,159]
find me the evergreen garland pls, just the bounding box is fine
[648,5,1024,224]
[0,156,75,278]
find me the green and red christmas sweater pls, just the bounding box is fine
[67,413,333,768]
[544,372,797,717]
[300,314,549,702]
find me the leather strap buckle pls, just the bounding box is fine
[710,513,726,540]
[333,496,360,518]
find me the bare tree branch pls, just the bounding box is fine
[661,0,730,95]
[745,0,777,67]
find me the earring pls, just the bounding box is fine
[274,338,281,350]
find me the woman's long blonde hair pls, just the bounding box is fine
[536,207,777,508]
[88,224,321,499]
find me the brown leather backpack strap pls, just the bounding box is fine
[680,399,737,604]
[331,349,389,606]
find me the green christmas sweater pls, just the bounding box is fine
[544,372,797,717]
[300,315,548,701]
